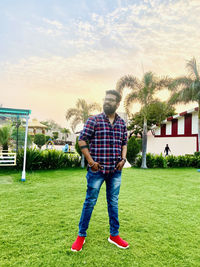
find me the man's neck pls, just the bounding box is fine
[105,112,116,125]
[106,112,116,120]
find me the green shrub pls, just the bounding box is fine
[127,136,140,166]
[135,153,156,168]
[67,153,82,168]
[154,154,167,168]
[75,136,81,156]
[135,153,200,168]
[45,135,51,142]
[146,153,155,168]
[16,148,81,171]
[189,155,200,168]
[16,148,43,171]
[195,156,200,168]
[135,153,180,168]
[135,155,142,168]
[176,155,191,167]
[166,155,177,168]
[136,138,142,151]
[34,134,46,149]
[52,132,58,140]
[41,150,65,169]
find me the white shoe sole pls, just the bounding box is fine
[108,238,129,249]
[71,240,85,252]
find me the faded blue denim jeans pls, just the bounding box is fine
[78,168,122,237]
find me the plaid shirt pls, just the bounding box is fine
[79,112,127,174]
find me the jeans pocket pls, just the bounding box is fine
[89,168,100,174]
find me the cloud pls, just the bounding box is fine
[1,0,200,126]
[34,17,65,36]
[59,0,199,67]
[43,18,63,29]
[2,0,200,98]
[26,0,200,68]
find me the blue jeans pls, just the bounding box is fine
[78,168,122,237]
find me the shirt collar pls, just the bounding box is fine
[102,112,120,123]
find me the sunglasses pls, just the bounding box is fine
[103,98,117,103]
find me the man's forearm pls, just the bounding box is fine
[121,145,127,159]
[78,140,94,165]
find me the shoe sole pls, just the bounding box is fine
[108,238,129,249]
[71,240,85,252]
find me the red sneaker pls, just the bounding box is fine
[108,235,129,249]
[71,236,85,252]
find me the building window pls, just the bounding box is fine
[161,124,166,136]
[185,114,192,135]
[172,119,178,136]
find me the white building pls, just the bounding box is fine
[147,107,199,156]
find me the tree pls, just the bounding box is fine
[0,124,12,151]
[116,72,170,168]
[168,57,200,151]
[66,98,101,168]
[34,134,46,149]
[40,120,62,131]
[66,99,102,132]
[61,128,71,142]
[45,135,51,142]
[128,101,176,138]
[52,132,59,140]
[11,127,32,150]
[127,136,140,166]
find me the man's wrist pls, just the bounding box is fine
[88,161,95,167]
[121,158,126,163]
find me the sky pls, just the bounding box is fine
[1,0,200,129]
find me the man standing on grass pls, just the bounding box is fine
[71,90,129,251]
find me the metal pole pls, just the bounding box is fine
[22,115,29,181]
[16,124,19,153]
[16,115,21,153]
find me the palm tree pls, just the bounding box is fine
[66,99,102,132]
[61,128,71,142]
[168,57,200,151]
[0,124,12,152]
[66,98,102,168]
[116,72,170,168]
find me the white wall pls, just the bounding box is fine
[166,122,172,135]
[192,112,198,134]
[178,116,184,134]
[154,127,161,135]
[147,131,197,155]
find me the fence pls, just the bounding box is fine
[0,151,16,166]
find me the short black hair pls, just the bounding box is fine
[106,90,122,103]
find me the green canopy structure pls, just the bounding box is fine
[0,107,31,181]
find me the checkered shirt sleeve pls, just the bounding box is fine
[79,116,96,142]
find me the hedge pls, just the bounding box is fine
[127,136,140,165]
[135,153,200,168]
[16,148,81,171]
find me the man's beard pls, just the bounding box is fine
[103,103,117,115]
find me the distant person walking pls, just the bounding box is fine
[164,144,171,156]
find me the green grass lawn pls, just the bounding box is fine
[0,168,200,267]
